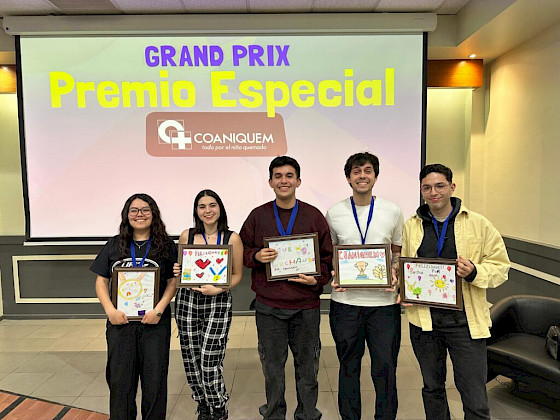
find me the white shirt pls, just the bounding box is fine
[326,196,404,307]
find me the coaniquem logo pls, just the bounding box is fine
[157,119,192,150]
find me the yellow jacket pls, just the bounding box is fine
[402,203,510,339]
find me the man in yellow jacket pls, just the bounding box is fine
[401,164,510,420]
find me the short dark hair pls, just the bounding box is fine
[419,164,453,183]
[344,152,380,178]
[269,156,301,179]
[192,189,229,234]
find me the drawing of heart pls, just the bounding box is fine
[216,258,224,264]
[195,259,211,269]
[196,273,204,278]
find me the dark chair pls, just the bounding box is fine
[487,294,560,402]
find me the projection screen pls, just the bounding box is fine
[17,32,425,240]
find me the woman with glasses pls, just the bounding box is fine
[173,189,243,420]
[90,193,177,420]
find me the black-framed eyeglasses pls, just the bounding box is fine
[129,207,152,216]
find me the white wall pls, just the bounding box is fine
[426,88,472,203]
[470,21,560,246]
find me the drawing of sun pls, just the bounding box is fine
[432,277,449,293]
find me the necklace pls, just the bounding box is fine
[133,239,148,249]
[204,230,218,236]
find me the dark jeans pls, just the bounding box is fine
[329,301,401,420]
[409,323,490,420]
[106,318,171,420]
[256,308,322,420]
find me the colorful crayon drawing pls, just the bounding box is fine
[268,237,317,278]
[116,271,155,316]
[403,262,457,305]
[181,248,229,285]
[337,247,388,285]
[354,261,368,279]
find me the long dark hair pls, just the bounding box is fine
[118,193,170,260]
[192,189,229,235]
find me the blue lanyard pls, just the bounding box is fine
[202,231,222,245]
[431,210,452,257]
[273,200,298,236]
[350,196,374,245]
[209,266,227,276]
[130,237,151,267]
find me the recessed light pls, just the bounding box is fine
[468,54,477,59]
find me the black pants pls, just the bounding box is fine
[410,323,490,420]
[256,309,322,420]
[329,301,401,420]
[106,318,171,420]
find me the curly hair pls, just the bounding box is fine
[344,152,380,178]
[117,193,171,261]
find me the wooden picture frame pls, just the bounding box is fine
[399,257,462,310]
[112,266,160,320]
[178,244,233,287]
[334,244,391,288]
[263,233,321,281]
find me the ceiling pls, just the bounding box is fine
[2,0,560,61]
[0,0,471,16]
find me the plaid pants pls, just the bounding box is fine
[175,288,232,409]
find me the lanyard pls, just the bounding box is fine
[431,210,452,257]
[273,200,298,236]
[130,237,151,267]
[350,196,374,245]
[209,266,227,276]
[202,231,222,245]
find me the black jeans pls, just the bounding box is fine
[106,318,171,420]
[329,301,401,420]
[409,323,490,420]
[256,308,322,420]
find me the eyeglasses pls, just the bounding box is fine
[129,207,152,216]
[421,183,450,193]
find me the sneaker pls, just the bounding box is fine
[197,401,212,420]
[212,406,228,420]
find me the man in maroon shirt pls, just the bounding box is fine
[240,156,333,420]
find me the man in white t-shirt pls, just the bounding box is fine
[326,152,404,420]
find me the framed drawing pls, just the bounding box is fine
[399,258,462,310]
[334,244,391,288]
[112,266,160,320]
[263,233,321,281]
[178,244,233,287]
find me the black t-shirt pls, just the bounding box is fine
[90,236,177,318]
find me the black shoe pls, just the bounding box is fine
[197,401,212,420]
[212,406,228,420]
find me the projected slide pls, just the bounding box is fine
[19,34,424,239]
